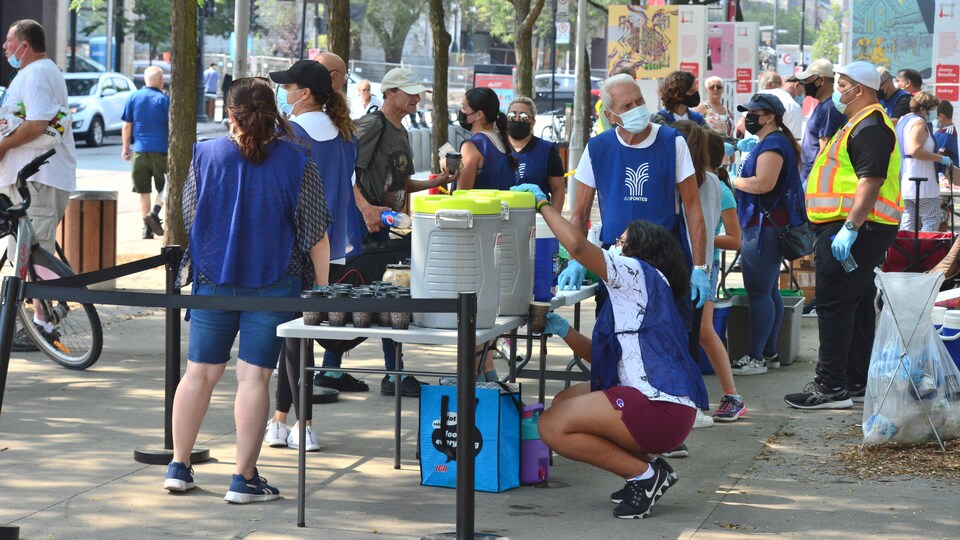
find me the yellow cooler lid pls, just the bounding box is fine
[454,189,535,209]
[411,194,503,215]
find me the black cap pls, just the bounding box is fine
[737,93,786,117]
[268,60,333,98]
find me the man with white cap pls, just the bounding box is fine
[786,61,902,410]
[796,58,847,184]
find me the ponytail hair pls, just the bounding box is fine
[320,90,354,141]
[774,117,801,163]
[672,119,708,187]
[226,77,295,164]
[704,129,731,187]
[465,86,519,170]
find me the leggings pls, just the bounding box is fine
[741,225,784,359]
[274,336,314,422]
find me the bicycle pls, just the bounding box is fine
[539,109,567,143]
[0,148,103,369]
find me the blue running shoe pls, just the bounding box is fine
[714,394,746,422]
[224,468,280,504]
[164,461,195,492]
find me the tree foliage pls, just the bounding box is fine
[812,4,842,63]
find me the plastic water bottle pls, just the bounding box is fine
[840,254,858,273]
[587,221,601,246]
[380,210,412,229]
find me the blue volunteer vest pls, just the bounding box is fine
[881,89,910,119]
[590,257,709,409]
[190,136,307,288]
[290,123,362,261]
[658,108,706,126]
[513,136,556,196]
[588,126,683,246]
[464,132,515,189]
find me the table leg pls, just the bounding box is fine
[395,341,403,470]
[297,337,308,527]
[508,328,518,383]
[538,334,547,405]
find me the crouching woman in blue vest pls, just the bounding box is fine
[164,78,333,504]
[511,183,709,520]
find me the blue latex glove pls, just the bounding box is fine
[736,137,758,153]
[723,142,736,157]
[831,225,858,261]
[545,313,570,338]
[690,268,710,309]
[942,155,954,168]
[510,183,548,207]
[558,260,585,291]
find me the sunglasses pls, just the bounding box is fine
[506,111,533,122]
[707,85,723,90]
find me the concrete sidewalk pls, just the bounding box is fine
[2,169,959,538]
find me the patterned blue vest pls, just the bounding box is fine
[191,137,307,288]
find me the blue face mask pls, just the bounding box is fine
[794,94,804,106]
[928,110,939,125]
[276,87,293,116]
[612,104,651,134]
[6,42,25,70]
[831,85,858,115]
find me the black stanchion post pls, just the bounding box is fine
[456,292,477,539]
[0,276,23,419]
[134,246,209,465]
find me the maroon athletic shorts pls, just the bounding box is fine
[603,386,696,454]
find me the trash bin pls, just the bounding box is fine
[56,189,118,290]
[725,289,804,366]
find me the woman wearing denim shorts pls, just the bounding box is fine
[162,78,332,504]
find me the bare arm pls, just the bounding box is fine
[558,324,592,362]
[714,207,742,251]
[353,184,391,233]
[121,122,133,161]
[547,175,566,212]
[405,169,460,194]
[0,120,47,161]
[539,202,608,282]
[732,152,783,194]
[310,235,331,286]
[677,176,707,266]
[568,183,595,236]
[458,140,481,190]
[846,176,885,228]
[905,121,942,162]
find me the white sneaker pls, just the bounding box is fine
[265,419,290,447]
[692,408,714,429]
[287,425,320,452]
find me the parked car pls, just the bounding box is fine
[133,60,171,89]
[65,71,136,147]
[66,55,106,73]
[533,73,601,114]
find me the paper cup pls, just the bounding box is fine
[528,301,550,334]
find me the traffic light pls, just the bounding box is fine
[250,0,260,27]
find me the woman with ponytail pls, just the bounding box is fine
[457,87,519,190]
[165,77,332,504]
[266,60,362,452]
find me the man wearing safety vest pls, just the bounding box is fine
[785,61,902,410]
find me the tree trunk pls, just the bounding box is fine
[383,41,404,64]
[328,0,351,64]
[429,0,451,174]
[166,0,198,247]
[511,0,546,99]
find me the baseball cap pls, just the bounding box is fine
[268,60,333,97]
[834,61,881,91]
[737,93,786,117]
[795,58,835,81]
[785,74,800,83]
[381,68,429,94]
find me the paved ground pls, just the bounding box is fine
[1,130,959,538]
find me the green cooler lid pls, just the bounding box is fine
[411,194,503,215]
[454,189,535,209]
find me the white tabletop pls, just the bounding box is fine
[277,316,525,345]
[550,282,599,310]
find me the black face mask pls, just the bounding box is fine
[457,110,473,130]
[803,79,819,98]
[507,121,532,140]
[682,91,701,108]
[744,113,764,135]
[877,85,888,101]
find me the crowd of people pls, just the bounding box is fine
[5,14,960,520]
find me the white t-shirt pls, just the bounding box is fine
[575,124,696,190]
[0,58,77,191]
[899,115,939,200]
[603,250,695,408]
[349,94,382,120]
[759,88,804,140]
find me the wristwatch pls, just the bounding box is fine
[693,264,709,272]
[844,221,859,232]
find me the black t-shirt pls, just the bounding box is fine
[847,110,896,179]
[893,93,911,120]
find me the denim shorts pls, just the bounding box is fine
[187,275,301,369]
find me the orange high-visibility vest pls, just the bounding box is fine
[805,103,902,225]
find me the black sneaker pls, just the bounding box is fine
[660,443,688,458]
[142,224,154,240]
[612,462,672,519]
[314,372,370,392]
[611,457,677,503]
[849,383,867,403]
[380,374,422,397]
[10,327,39,352]
[765,353,781,369]
[34,323,61,349]
[784,381,853,410]
[144,213,164,236]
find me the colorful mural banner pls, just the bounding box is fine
[850,0,936,78]
[607,4,680,79]
[932,0,960,103]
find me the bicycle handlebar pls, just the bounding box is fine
[0,148,56,219]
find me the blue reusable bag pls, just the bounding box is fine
[419,382,521,493]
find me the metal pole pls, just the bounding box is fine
[297,338,308,527]
[799,0,807,63]
[105,0,115,71]
[233,0,250,79]
[773,0,779,49]
[197,6,209,123]
[163,245,182,450]
[566,0,588,212]
[69,8,78,73]
[549,0,557,113]
[0,276,23,418]
[455,292,477,539]
[300,0,309,60]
